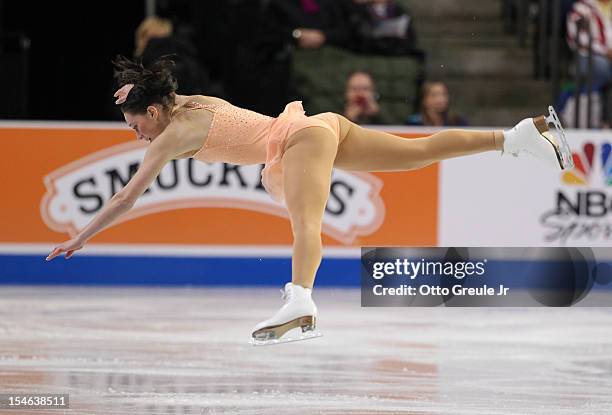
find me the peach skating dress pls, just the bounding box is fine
[190,100,340,203]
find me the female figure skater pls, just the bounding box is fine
[46,57,572,345]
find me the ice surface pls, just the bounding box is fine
[0,286,611,414]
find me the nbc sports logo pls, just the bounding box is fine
[539,140,612,244]
[562,142,611,187]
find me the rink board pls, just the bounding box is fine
[2,253,611,292]
[0,121,610,285]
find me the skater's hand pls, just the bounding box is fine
[46,237,85,261]
[362,94,380,116]
[344,100,365,121]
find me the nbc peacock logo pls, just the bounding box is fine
[561,142,612,187]
[540,141,612,244]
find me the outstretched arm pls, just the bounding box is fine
[46,132,179,261]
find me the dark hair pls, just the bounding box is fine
[418,80,447,108]
[112,55,178,114]
[346,69,376,86]
[418,80,465,126]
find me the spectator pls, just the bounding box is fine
[566,0,612,126]
[242,0,353,115]
[134,16,210,95]
[567,0,612,90]
[262,0,353,51]
[135,16,173,57]
[406,81,467,127]
[348,0,423,57]
[343,70,384,124]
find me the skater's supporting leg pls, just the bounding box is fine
[282,127,338,289]
[334,115,504,171]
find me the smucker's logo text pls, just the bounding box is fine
[540,142,612,244]
[41,141,385,244]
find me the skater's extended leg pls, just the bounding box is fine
[334,116,504,171]
[334,110,573,171]
[282,126,338,289]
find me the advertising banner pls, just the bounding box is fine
[0,122,436,284]
[439,130,611,247]
[1,122,609,285]
[1,122,437,247]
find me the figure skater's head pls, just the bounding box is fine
[112,55,178,143]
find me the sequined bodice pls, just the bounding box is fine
[182,100,339,203]
[185,102,274,165]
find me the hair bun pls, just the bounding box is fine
[112,55,178,113]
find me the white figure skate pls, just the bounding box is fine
[250,282,322,346]
[503,106,574,170]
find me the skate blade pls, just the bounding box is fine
[249,330,323,346]
[538,106,574,170]
[251,315,316,340]
[250,315,319,346]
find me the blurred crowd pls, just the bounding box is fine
[134,0,466,127]
[0,0,476,125]
[4,0,612,128]
[136,0,612,129]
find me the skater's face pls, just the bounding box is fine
[423,83,449,114]
[124,105,168,143]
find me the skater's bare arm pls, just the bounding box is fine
[77,147,170,241]
[46,123,194,261]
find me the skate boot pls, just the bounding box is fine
[250,282,322,346]
[503,106,574,170]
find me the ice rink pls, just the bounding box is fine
[1,286,611,414]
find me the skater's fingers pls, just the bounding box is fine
[46,247,63,261]
[65,250,75,259]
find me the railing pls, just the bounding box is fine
[502,0,561,95]
[532,0,564,108]
[145,0,156,17]
[573,17,595,128]
[502,0,529,47]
